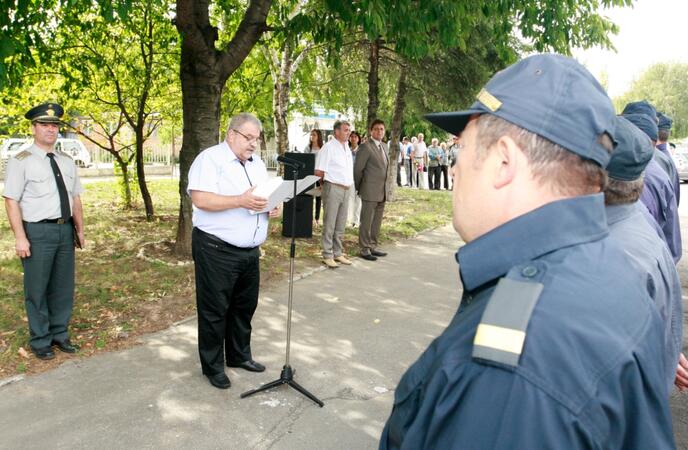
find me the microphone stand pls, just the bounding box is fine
[241,161,324,407]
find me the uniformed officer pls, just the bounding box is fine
[3,103,85,360]
[187,113,280,389]
[623,101,680,206]
[379,54,674,449]
[604,116,683,391]
[623,112,682,263]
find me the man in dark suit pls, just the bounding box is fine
[354,119,389,261]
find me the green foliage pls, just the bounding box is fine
[0,0,133,88]
[614,62,688,139]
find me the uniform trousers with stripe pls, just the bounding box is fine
[22,221,75,350]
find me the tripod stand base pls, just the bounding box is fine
[240,365,324,407]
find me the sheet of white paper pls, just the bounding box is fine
[250,175,321,214]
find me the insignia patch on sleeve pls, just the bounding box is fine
[14,150,31,160]
[472,277,543,367]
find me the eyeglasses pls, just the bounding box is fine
[232,128,259,144]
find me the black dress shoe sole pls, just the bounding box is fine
[52,342,78,353]
[206,374,231,389]
[371,251,387,257]
[360,254,378,261]
[227,361,266,372]
[32,349,55,360]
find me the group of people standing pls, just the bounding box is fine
[311,119,391,268]
[399,134,460,190]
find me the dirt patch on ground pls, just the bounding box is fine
[1,244,322,379]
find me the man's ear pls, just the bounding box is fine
[492,135,521,189]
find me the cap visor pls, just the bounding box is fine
[32,117,62,124]
[425,109,484,135]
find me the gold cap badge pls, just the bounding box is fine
[477,88,502,112]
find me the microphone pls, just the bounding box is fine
[277,154,305,168]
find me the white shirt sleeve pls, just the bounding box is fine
[315,145,330,172]
[187,151,219,196]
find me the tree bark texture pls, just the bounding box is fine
[366,38,381,130]
[173,0,271,257]
[386,69,408,202]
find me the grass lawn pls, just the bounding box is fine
[0,179,452,378]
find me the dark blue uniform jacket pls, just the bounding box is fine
[380,195,674,450]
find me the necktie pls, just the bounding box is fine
[47,153,71,221]
[378,144,387,164]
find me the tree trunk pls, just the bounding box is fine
[173,0,271,257]
[366,38,381,130]
[273,43,292,158]
[135,127,155,220]
[114,154,133,209]
[386,69,408,202]
[174,59,224,256]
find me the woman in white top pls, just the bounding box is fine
[347,130,362,227]
[304,129,323,226]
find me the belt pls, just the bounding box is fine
[325,181,350,190]
[35,217,72,224]
[195,228,257,252]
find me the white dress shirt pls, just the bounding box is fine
[187,141,269,248]
[315,138,354,186]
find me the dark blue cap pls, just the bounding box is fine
[622,101,657,122]
[657,112,673,131]
[607,116,654,181]
[622,113,658,141]
[25,102,64,123]
[424,53,615,167]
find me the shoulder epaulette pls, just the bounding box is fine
[472,277,543,368]
[14,150,31,160]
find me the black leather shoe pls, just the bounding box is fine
[52,339,78,353]
[360,253,378,261]
[371,250,387,257]
[32,346,55,360]
[206,372,231,389]
[228,359,266,372]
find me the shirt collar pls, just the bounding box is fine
[457,194,608,291]
[372,138,382,147]
[224,140,253,164]
[656,142,667,152]
[605,202,637,226]
[29,143,54,159]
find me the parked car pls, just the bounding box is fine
[0,137,92,167]
[0,137,31,160]
[56,138,92,168]
[672,146,688,183]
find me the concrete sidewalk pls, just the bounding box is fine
[0,225,463,450]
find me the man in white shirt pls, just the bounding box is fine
[413,133,428,189]
[187,113,279,390]
[315,120,354,268]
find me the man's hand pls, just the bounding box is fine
[268,205,281,218]
[675,353,688,391]
[15,236,30,258]
[239,187,268,211]
[78,230,86,249]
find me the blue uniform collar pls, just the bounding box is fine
[457,194,609,291]
[605,202,638,226]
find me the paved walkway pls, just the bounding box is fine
[0,225,463,450]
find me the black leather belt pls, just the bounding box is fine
[36,218,72,224]
[195,227,257,251]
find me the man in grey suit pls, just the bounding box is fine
[354,119,389,261]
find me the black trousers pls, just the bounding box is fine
[441,165,449,189]
[429,166,441,190]
[192,227,260,376]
